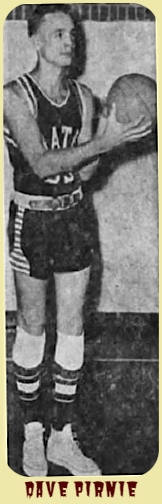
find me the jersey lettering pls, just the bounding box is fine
[51,127,60,149]
[64,173,74,184]
[71,129,80,146]
[43,125,77,185]
[62,126,72,148]
[51,125,79,150]
[45,173,74,185]
[10,75,83,194]
[46,175,61,184]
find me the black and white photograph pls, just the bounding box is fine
[4,3,158,477]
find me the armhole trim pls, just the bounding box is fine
[73,80,87,127]
[17,75,38,118]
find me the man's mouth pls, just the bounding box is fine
[61,52,72,56]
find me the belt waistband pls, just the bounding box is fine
[13,187,83,212]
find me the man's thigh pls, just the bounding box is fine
[14,271,48,335]
[54,267,91,334]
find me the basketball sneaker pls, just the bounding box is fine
[47,423,101,475]
[23,422,48,476]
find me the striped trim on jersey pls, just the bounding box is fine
[74,80,87,127]
[4,125,18,147]
[26,73,70,109]
[10,205,30,275]
[4,75,38,149]
[4,76,85,151]
[17,75,38,117]
[24,74,85,126]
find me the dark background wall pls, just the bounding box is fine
[6,3,155,22]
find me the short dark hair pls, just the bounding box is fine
[27,4,86,78]
[28,4,75,37]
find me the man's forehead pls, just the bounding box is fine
[40,12,74,31]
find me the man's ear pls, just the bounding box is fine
[31,33,41,51]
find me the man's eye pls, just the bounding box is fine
[56,30,63,39]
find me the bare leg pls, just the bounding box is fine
[54,266,90,335]
[14,271,48,335]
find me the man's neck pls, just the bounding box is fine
[31,61,68,103]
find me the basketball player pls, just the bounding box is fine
[4,4,152,476]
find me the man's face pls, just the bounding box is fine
[34,12,75,67]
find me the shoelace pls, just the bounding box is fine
[72,430,82,449]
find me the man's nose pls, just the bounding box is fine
[64,33,73,47]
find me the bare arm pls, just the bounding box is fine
[4,82,152,180]
[4,82,103,180]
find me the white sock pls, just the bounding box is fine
[54,330,84,371]
[12,326,45,369]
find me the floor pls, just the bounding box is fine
[6,311,158,476]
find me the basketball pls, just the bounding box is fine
[106,74,157,130]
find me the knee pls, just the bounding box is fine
[57,306,83,335]
[17,310,45,336]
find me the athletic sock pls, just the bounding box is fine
[12,326,45,423]
[12,327,48,475]
[52,331,84,429]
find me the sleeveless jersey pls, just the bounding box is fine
[4,74,85,197]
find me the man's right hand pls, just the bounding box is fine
[97,103,152,153]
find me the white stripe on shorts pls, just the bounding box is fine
[10,206,30,275]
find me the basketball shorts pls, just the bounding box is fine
[8,197,95,279]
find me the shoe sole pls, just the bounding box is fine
[23,463,48,477]
[47,453,101,476]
